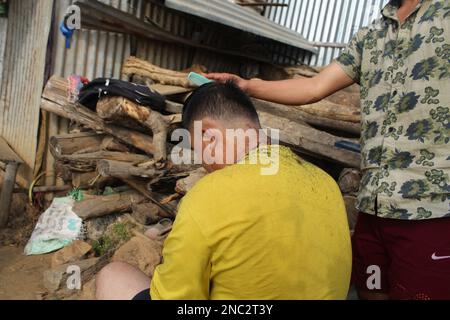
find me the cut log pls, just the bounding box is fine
[325,90,360,110]
[258,111,360,168]
[71,171,114,188]
[131,202,161,225]
[123,178,177,218]
[122,56,195,88]
[72,191,146,220]
[295,100,360,123]
[52,150,150,173]
[55,161,73,182]
[49,132,106,156]
[149,83,193,96]
[175,168,208,195]
[338,168,361,194]
[97,97,169,161]
[343,195,359,231]
[41,76,157,156]
[284,64,320,78]
[97,159,163,179]
[55,149,149,164]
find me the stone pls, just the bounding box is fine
[43,258,100,293]
[112,236,162,277]
[51,240,92,268]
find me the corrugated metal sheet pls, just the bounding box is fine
[164,0,317,54]
[0,17,7,92]
[45,0,135,186]
[52,0,133,80]
[0,0,54,181]
[265,0,389,66]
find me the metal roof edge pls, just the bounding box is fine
[164,0,318,55]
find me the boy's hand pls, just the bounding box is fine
[205,73,249,92]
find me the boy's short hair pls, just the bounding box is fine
[182,81,261,129]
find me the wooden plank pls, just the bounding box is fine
[0,0,54,183]
[0,137,23,163]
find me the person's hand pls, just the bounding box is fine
[205,73,249,92]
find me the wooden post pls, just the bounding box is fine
[0,162,19,227]
[0,137,23,228]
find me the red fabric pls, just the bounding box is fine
[352,212,450,300]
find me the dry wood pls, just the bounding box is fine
[52,150,150,173]
[175,167,208,195]
[123,57,194,88]
[71,171,113,188]
[343,195,359,231]
[338,168,361,194]
[49,132,106,156]
[132,202,161,225]
[97,96,169,161]
[284,65,319,78]
[258,111,360,168]
[325,90,360,110]
[54,161,73,182]
[149,83,193,96]
[97,159,163,179]
[41,76,157,156]
[32,185,72,193]
[123,178,177,218]
[72,190,146,220]
[295,100,361,123]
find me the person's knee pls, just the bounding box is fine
[96,262,133,300]
[96,261,150,300]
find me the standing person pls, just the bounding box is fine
[208,0,450,300]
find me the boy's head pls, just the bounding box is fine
[182,81,262,172]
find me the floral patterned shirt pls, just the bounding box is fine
[335,0,450,219]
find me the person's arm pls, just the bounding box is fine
[207,62,354,106]
[150,203,211,300]
[207,27,367,106]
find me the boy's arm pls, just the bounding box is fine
[207,61,354,106]
[150,207,211,300]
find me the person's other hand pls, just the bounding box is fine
[205,73,249,92]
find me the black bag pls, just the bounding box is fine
[78,78,166,112]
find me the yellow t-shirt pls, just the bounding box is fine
[150,146,351,300]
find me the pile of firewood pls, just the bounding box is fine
[39,56,362,239]
[39,74,205,236]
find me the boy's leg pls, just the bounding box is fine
[96,262,150,300]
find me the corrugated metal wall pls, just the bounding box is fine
[0,0,54,182]
[0,17,7,92]
[44,0,247,186]
[265,0,389,66]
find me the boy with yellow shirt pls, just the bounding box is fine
[96,82,351,300]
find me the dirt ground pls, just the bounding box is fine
[0,245,52,300]
[0,190,54,300]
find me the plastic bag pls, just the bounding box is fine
[24,197,83,255]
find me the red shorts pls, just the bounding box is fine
[352,212,450,300]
